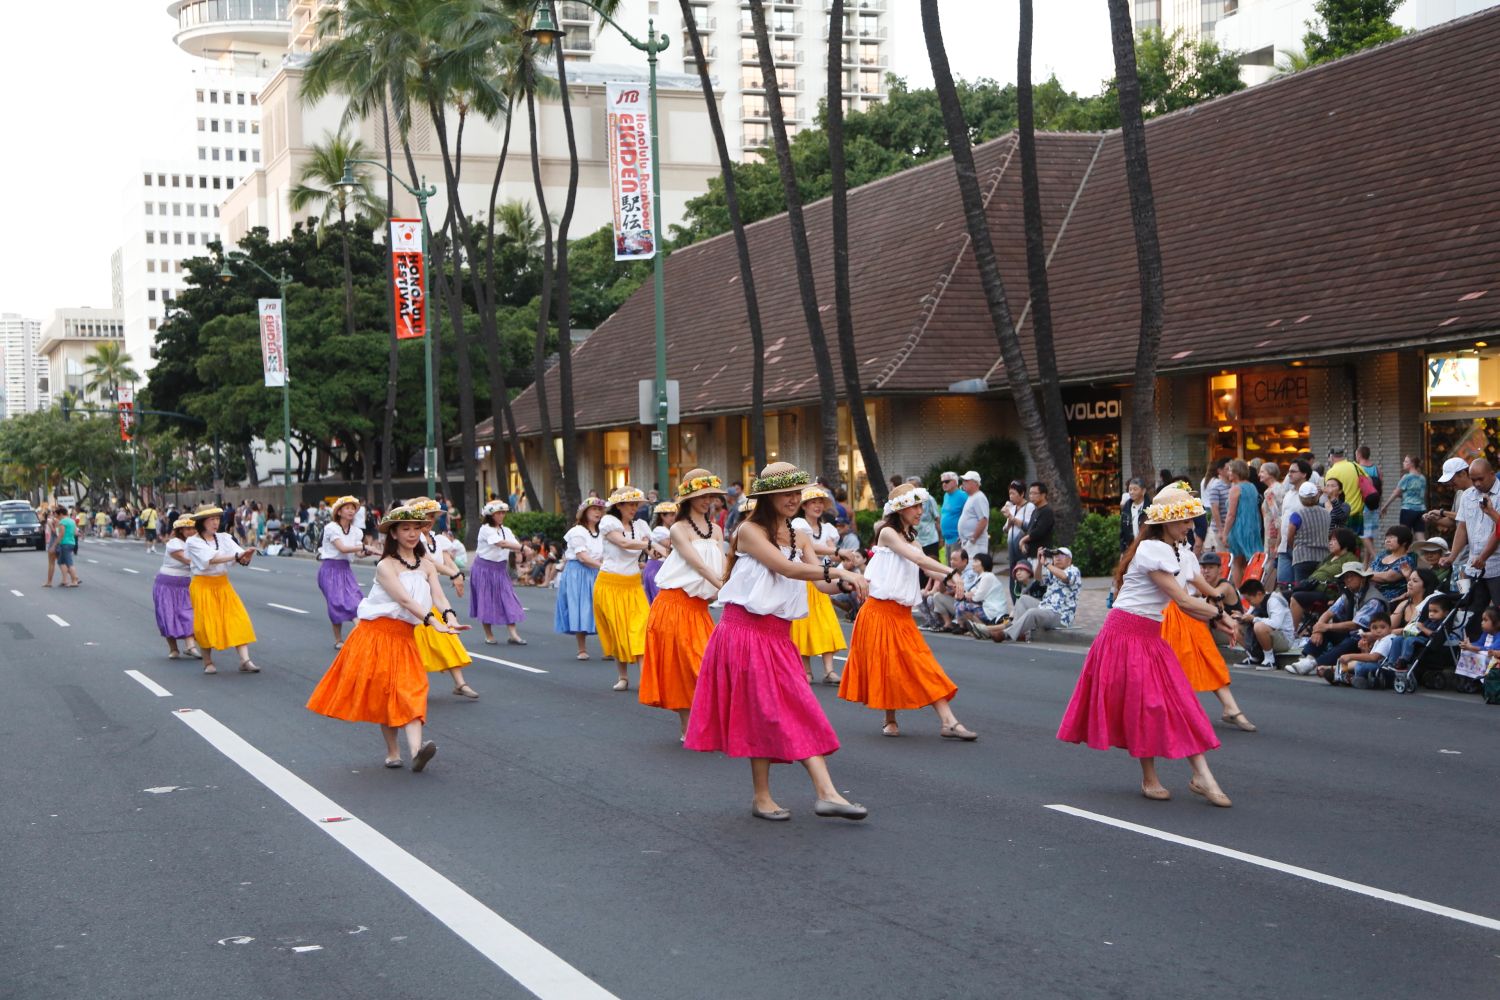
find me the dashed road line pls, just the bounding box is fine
[247,565,271,573]
[9,589,22,597]
[47,614,70,628]
[125,670,173,698]
[86,558,99,564]
[469,651,548,674]
[122,567,140,574]
[267,602,309,615]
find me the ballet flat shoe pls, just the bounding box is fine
[814,799,868,821]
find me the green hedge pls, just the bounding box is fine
[1068,512,1121,577]
[505,511,569,545]
[855,509,880,547]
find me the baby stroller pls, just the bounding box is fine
[1380,594,1465,695]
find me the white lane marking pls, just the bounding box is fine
[9,589,22,597]
[267,603,309,615]
[291,945,323,954]
[47,614,70,628]
[1047,804,1500,932]
[125,670,173,698]
[86,558,99,564]
[469,651,547,674]
[174,709,617,998]
[122,567,140,574]
[247,565,271,573]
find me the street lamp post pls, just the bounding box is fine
[335,161,439,499]
[218,253,294,523]
[527,3,672,493]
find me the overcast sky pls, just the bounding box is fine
[0,1,1115,323]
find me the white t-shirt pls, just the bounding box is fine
[1004,501,1034,544]
[562,524,605,564]
[1113,539,1189,621]
[185,532,244,577]
[158,537,191,578]
[970,571,1010,621]
[1370,634,1396,661]
[476,524,517,564]
[320,521,361,561]
[1264,591,1296,644]
[598,514,643,576]
[957,489,990,542]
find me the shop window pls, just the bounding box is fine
[838,402,877,510]
[1425,349,1500,509]
[1207,369,1309,465]
[1063,387,1122,513]
[668,424,705,488]
[604,429,631,490]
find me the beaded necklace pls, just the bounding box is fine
[686,510,713,539]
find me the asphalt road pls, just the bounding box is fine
[2,536,1498,1000]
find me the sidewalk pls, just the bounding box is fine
[1022,575,1110,649]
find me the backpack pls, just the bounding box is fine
[1357,470,1381,506]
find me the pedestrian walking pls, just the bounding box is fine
[184,504,259,676]
[42,507,60,588]
[839,484,978,741]
[1056,486,1233,807]
[555,498,607,659]
[153,515,200,660]
[141,503,160,553]
[55,508,81,588]
[789,485,847,685]
[408,497,480,700]
[642,501,678,603]
[306,505,468,771]
[594,487,651,691]
[318,496,372,649]
[470,500,527,646]
[639,470,727,739]
[684,462,870,822]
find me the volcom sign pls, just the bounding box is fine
[1062,388,1122,432]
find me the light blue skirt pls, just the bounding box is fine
[554,559,599,635]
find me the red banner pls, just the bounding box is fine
[118,402,134,442]
[390,219,425,339]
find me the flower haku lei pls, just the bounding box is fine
[883,487,931,516]
[1146,498,1205,522]
[385,506,429,523]
[752,469,811,494]
[677,475,722,497]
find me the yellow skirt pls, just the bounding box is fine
[414,606,472,673]
[789,583,847,656]
[594,570,649,662]
[190,574,256,651]
[1161,602,1231,692]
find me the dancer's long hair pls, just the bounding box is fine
[726,494,798,578]
[1113,522,1174,593]
[381,531,427,562]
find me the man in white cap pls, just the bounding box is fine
[956,471,990,558]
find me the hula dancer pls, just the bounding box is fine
[406,497,481,699]
[318,496,373,648]
[471,500,527,646]
[594,487,651,691]
[642,501,678,603]
[556,498,607,660]
[640,470,726,738]
[789,485,846,685]
[839,484,978,741]
[1056,487,1233,806]
[306,505,469,771]
[685,463,871,822]
[184,504,259,676]
[153,515,200,660]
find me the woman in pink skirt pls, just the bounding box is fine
[1057,486,1234,807]
[685,463,871,822]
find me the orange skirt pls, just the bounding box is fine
[639,588,713,711]
[839,597,958,710]
[1161,602,1231,692]
[306,616,429,726]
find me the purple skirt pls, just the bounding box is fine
[317,558,364,624]
[470,556,525,626]
[642,558,664,603]
[153,573,194,639]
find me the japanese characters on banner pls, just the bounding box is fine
[389,219,426,339]
[258,298,288,388]
[117,385,134,443]
[605,82,656,261]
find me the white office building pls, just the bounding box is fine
[0,313,47,419]
[1131,0,1227,42]
[37,308,128,408]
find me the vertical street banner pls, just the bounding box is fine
[258,298,287,387]
[116,384,134,443]
[605,82,655,261]
[390,219,426,339]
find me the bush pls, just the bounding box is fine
[968,437,1027,496]
[505,511,569,545]
[854,509,881,548]
[1067,512,1121,577]
[919,452,969,496]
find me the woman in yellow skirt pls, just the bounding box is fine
[1159,548,1258,732]
[594,486,652,691]
[840,484,979,740]
[789,485,846,685]
[640,470,727,738]
[405,497,481,700]
[184,504,260,675]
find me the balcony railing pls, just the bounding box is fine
[742,102,802,121]
[741,49,801,65]
[741,19,802,36]
[740,74,801,93]
[176,0,290,31]
[562,34,595,52]
[827,0,886,10]
[742,130,771,149]
[558,2,594,22]
[683,15,717,33]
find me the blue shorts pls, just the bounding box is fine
[56,543,76,566]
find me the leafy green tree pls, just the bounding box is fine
[1056,28,1245,130]
[1303,0,1407,64]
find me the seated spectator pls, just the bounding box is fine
[1238,578,1295,669]
[955,552,1010,629]
[1323,611,1394,687]
[1324,478,1350,530]
[1197,552,1240,650]
[1412,537,1452,590]
[1384,585,1451,676]
[1457,606,1500,679]
[834,516,866,569]
[921,547,977,631]
[1388,568,1441,632]
[976,547,1082,643]
[1009,560,1043,601]
[1289,562,1384,674]
[1368,525,1416,604]
[1290,527,1362,631]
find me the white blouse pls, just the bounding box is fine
[865,545,923,607]
[185,532,243,577]
[563,524,605,564]
[319,521,361,561]
[1113,539,1190,621]
[358,567,432,625]
[653,538,726,601]
[719,543,808,620]
[475,524,517,563]
[158,537,191,578]
[598,515,643,576]
[792,517,838,552]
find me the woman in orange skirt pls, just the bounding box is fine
[307,505,469,771]
[640,469,727,739]
[1159,549,1257,732]
[840,484,979,741]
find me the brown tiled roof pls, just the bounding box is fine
[492,7,1500,438]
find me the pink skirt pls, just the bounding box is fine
[684,604,840,764]
[1056,609,1220,759]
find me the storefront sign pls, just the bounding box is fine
[117,384,134,443]
[1062,387,1122,432]
[1239,371,1309,419]
[257,298,287,387]
[606,82,656,261]
[389,219,425,340]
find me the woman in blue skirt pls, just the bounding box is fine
[555,497,606,660]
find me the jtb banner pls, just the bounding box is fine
[605,82,655,261]
[258,298,287,387]
[390,219,426,339]
[117,384,134,443]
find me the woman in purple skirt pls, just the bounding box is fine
[642,501,677,603]
[153,515,200,659]
[472,500,527,645]
[318,496,373,648]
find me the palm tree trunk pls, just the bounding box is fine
[380,100,400,507]
[918,0,1072,508]
[547,8,583,512]
[749,0,839,488]
[1017,0,1083,538]
[1107,0,1165,483]
[525,87,566,509]
[680,0,765,470]
[825,1,886,506]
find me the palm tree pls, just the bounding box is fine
[1107,0,1166,482]
[83,342,139,404]
[680,0,767,471]
[1016,0,1083,537]
[1273,47,1313,76]
[917,0,1073,509]
[748,0,839,488]
[287,129,380,337]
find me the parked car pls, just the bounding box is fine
[0,508,44,550]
